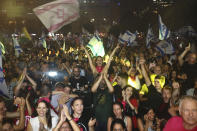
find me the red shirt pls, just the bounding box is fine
[163,116,197,131]
[96,66,104,73]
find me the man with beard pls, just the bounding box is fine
[157,86,172,120]
[91,73,114,131]
[69,66,88,92]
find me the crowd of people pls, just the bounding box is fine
[0,30,197,131]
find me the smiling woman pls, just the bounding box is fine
[27,100,58,131]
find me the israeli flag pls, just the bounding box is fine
[146,25,155,48]
[178,26,197,37]
[0,50,9,98]
[119,30,137,45]
[155,40,175,56]
[0,41,5,54]
[13,37,23,57]
[39,32,47,49]
[158,15,170,40]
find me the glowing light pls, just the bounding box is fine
[48,71,57,77]
[90,18,95,23]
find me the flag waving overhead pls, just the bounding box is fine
[158,15,170,40]
[155,40,174,56]
[33,0,80,33]
[119,30,137,45]
[12,37,23,57]
[146,25,154,48]
[87,35,105,57]
[177,26,197,37]
[0,41,5,54]
[0,50,9,98]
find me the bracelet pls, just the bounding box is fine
[68,118,73,121]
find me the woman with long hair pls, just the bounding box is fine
[107,102,132,131]
[71,97,96,131]
[137,107,160,131]
[120,85,139,130]
[27,100,58,131]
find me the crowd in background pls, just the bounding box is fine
[0,30,197,131]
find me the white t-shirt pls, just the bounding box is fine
[30,116,58,131]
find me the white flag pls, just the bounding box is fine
[155,40,175,56]
[119,30,137,45]
[13,37,23,57]
[146,25,154,48]
[178,26,197,37]
[33,0,80,33]
[0,50,9,98]
[158,15,170,40]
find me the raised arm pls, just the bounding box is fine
[140,58,151,86]
[178,43,190,66]
[25,73,37,91]
[62,63,72,76]
[81,44,97,75]
[102,44,120,74]
[25,93,33,116]
[91,74,103,93]
[13,98,25,130]
[14,68,26,96]
[64,105,80,131]
[88,118,96,131]
[103,73,114,93]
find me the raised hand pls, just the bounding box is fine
[88,117,96,127]
[14,97,22,105]
[122,90,126,101]
[60,110,67,122]
[19,98,26,108]
[58,95,70,105]
[185,43,191,51]
[62,105,70,118]
[139,58,146,65]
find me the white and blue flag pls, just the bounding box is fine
[177,26,197,37]
[13,37,23,57]
[158,15,170,40]
[155,40,175,56]
[39,32,47,49]
[0,50,9,98]
[119,30,137,45]
[146,25,155,48]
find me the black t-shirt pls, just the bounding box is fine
[113,85,122,101]
[93,88,113,123]
[157,102,171,120]
[69,76,88,89]
[73,113,90,131]
[146,84,163,111]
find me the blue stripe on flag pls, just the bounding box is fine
[156,46,165,56]
[158,16,164,38]
[164,28,169,39]
[125,31,132,36]
[119,38,126,43]
[95,35,101,41]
